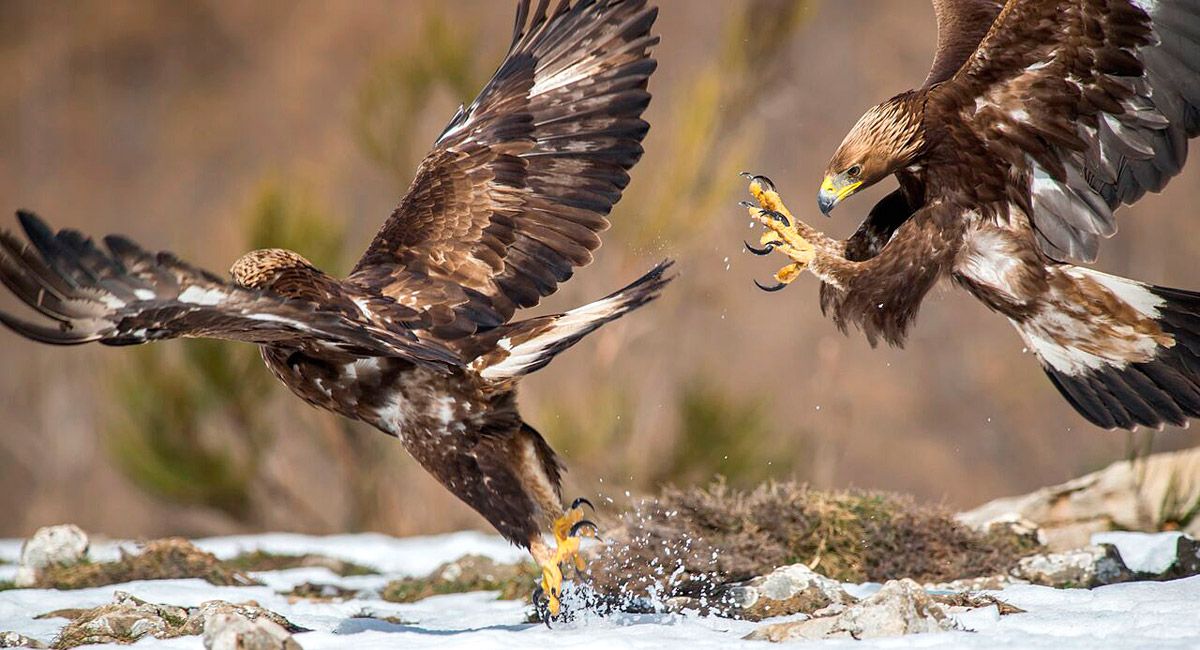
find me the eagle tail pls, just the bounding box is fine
[1015,267,1200,431]
[469,259,673,382]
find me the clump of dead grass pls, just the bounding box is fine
[223,550,375,577]
[34,539,258,590]
[588,480,1041,601]
[381,555,539,603]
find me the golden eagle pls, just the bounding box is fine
[0,0,666,617]
[744,0,1200,431]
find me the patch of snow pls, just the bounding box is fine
[1091,531,1184,575]
[192,531,527,576]
[1,534,1199,648]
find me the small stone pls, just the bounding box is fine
[0,631,46,648]
[203,612,302,650]
[719,563,855,621]
[15,525,88,587]
[924,573,1018,592]
[746,578,958,642]
[1014,545,1132,587]
[191,601,306,635]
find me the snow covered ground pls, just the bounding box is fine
[2,531,1199,649]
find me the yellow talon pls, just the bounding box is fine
[776,262,805,284]
[744,175,815,271]
[533,502,596,618]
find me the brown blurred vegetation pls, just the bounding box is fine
[0,0,1197,539]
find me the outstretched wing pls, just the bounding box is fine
[930,0,1200,262]
[351,0,658,337]
[0,212,459,368]
[922,0,1004,87]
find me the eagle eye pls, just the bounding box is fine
[847,164,862,177]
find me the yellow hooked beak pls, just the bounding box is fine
[817,173,862,215]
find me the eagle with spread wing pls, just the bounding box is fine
[0,0,665,617]
[744,0,1200,431]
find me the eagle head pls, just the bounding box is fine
[230,248,315,292]
[819,91,926,215]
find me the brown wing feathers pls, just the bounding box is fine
[0,212,458,367]
[353,0,658,335]
[934,0,1200,263]
[923,0,1004,87]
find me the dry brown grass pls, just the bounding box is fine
[381,555,540,604]
[588,480,1042,601]
[33,539,258,590]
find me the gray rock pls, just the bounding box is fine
[924,573,1019,592]
[15,525,88,587]
[746,579,958,642]
[720,563,855,621]
[1013,545,1132,588]
[193,601,306,635]
[47,592,304,649]
[203,612,302,650]
[959,446,1200,550]
[52,592,188,648]
[0,631,46,648]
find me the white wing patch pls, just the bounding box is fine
[177,286,229,306]
[959,226,1027,303]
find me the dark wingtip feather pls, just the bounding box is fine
[0,308,95,345]
[1041,283,1200,431]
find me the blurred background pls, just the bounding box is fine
[1,0,1197,539]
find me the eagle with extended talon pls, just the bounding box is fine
[744,0,1200,431]
[0,0,666,618]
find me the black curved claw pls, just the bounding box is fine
[532,584,553,627]
[745,240,776,256]
[752,174,776,192]
[763,209,790,227]
[570,519,599,537]
[754,278,789,292]
[570,497,595,512]
[739,171,776,192]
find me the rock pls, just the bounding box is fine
[203,612,302,650]
[48,592,304,649]
[746,579,957,642]
[52,592,190,648]
[924,573,1017,592]
[716,563,856,620]
[1167,535,1200,579]
[0,631,46,648]
[1013,545,1133,588]
[15,525,88,587]
[959,447,1200,550]
[192,602,306,635]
